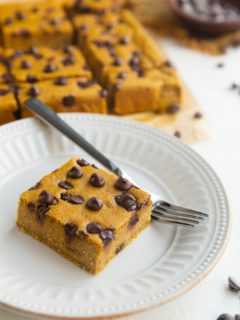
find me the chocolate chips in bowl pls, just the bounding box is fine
[168,0,240,35]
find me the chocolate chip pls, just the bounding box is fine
[67,166,83,179]
[91,164,98,169]
[15,10,26,20]
[43,64,57,73]
[54,76,67,85]
[235,315,240,320]
[58,181,73,190]
[79,23,89,31]
[28,202,36,212]
[0,89,9,96]
[174,130,181,138]
[115,243,124,254]
[62,95,76,107]
[61,192,71,201]
[26,46,39,56]
[217,62,224,68]
[4,17,13,25]
[31,6,39,13]
[106,22,114,30]
[26,74,38,83]
[99,229,114,246]
[27,85,40,97]
[217,314,234,320]
[119,37,130,45]
[113,58,122,66]
[228,277,240,292]
[77,79,96,89]
[193,112,203,119]
[231,83,239,90]
[39,190,57,205]
[64,223,78,240]
[62,56,75,66]
[86,222,102,234]
[115,192,137,211]
[99,89,108,97]
[20,60,32,69]
[19,29,30,38]
[108,47,116,57]
[49,17,61,26]
[162,60,173,68]
[128,214,139,228]
[117,72,126,79]
[114,177,132,191]
[68,195,84,204]
[29,181,42,190]
[86,197,103,211]
[77,159,89,166]
[166,104,180,114]
[113,82,122,91]
[36,203,49,223]
[2,73,14,84]
[63,46,73,54]
[89,173,105,188]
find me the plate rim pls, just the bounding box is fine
[0,114,231,319]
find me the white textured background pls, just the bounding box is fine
[1,39,240,319]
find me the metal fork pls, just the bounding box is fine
[24,98,209,228]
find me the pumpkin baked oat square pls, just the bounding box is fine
[17,157,152,274]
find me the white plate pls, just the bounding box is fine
[0,114,229,319]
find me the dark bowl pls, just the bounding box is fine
[168,0,240,35]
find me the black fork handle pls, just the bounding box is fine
[24,98,123,177]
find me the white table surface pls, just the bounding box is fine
[1,40,240,320]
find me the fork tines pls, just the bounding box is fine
[151,201,209,228]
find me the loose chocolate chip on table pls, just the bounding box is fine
[86,197,103,211]
[174,130,181,138]
[114,177,132,191]
[58,181,73,190]
[65,223,78,240]
[228,277,240,291]
[217,314,234,320]
[43,63,57,73]
[115,243,124,254]
[77,159,89,166]
[39,190,57,205]
[193,111,203,119]
[61,192,71,201]
[36,203,49,223]
[67,166,83,179]
[26,74,38,83]
[231,83,239,90]
[119,37,130,45]
[27,85,40,97]
[86,222,102,234]
[117,71,126,79]
[54,76,67,85]
[129,214,139,228]
[99,89,108,97]
[28,202,36,212]
[0,89,9,96]
[115,192,137,211]
[62,95,76,107]
[89,173,105,188]
[217,62,224,68]
[166,104,180,114]
[68,195,84,205]
[20,60,32,69]
[29,181,42,190]
[99,229,114,246]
